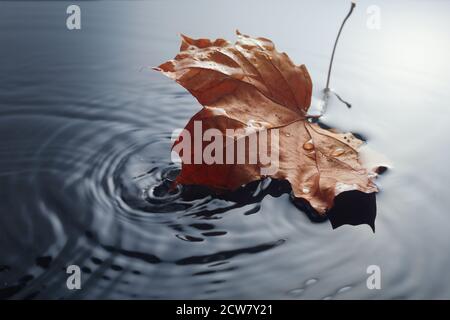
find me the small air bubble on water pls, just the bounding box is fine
[304,278,318,286]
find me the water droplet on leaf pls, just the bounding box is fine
[332,148,345,157]
[303,140,314,150]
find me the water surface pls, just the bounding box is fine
[1,0,450,299]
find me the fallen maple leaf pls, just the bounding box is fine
[154,31,379,215]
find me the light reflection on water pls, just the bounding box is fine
[0,0,450,299]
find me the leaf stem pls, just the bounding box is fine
[325,1,356,91]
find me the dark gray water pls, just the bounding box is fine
[1,0,450,299]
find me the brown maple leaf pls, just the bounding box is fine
[154,31,379,214]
